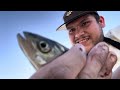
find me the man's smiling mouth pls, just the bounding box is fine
[75,36,90,44]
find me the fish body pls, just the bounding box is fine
[17,32,69,70]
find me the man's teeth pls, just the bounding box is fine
[76,41,79,43]
[80,39,88,43]
[76,37,89,43]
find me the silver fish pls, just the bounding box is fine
[17,32,69,71]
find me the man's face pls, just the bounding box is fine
[66,14,105,53]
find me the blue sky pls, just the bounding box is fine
[0,11,120,79]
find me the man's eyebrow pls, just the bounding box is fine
[66,16,90,29]
[80,17,89,24]
[67,26,74,30]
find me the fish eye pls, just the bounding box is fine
[40,41,47,48]
[38,41,51,53]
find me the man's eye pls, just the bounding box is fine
[69,28,75,34]
[81,21,90,27]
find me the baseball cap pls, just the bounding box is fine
[56,11,98,31]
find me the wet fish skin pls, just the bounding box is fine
[17,31,69,70]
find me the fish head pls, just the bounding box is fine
[17,31,69,70]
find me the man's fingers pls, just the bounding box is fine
[78,42,109,79]
[48,44,87,79]
[39,44,87,79]
[98,51,117,79]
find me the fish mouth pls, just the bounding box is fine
[17,31,36,48]
[17,32,27,50]
[17,32,41,70]
[17,31,39,55]
[17,32,33,56]
[17,33,25,45]
[17,31,33,42]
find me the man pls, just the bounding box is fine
[30,11,119,79]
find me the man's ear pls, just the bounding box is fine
[99,16,105,28]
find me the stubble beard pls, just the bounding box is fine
[87,28,104,54]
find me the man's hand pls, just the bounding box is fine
[30,42,117,79]
[30,44,87,79]
[78,42,117,79]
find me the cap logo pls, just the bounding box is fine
[66,11,73,16]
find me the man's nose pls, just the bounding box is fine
[75,28,85,38]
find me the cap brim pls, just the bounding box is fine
[56,23,67,31]
[56,12,88,31]
[56,11,98,31]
